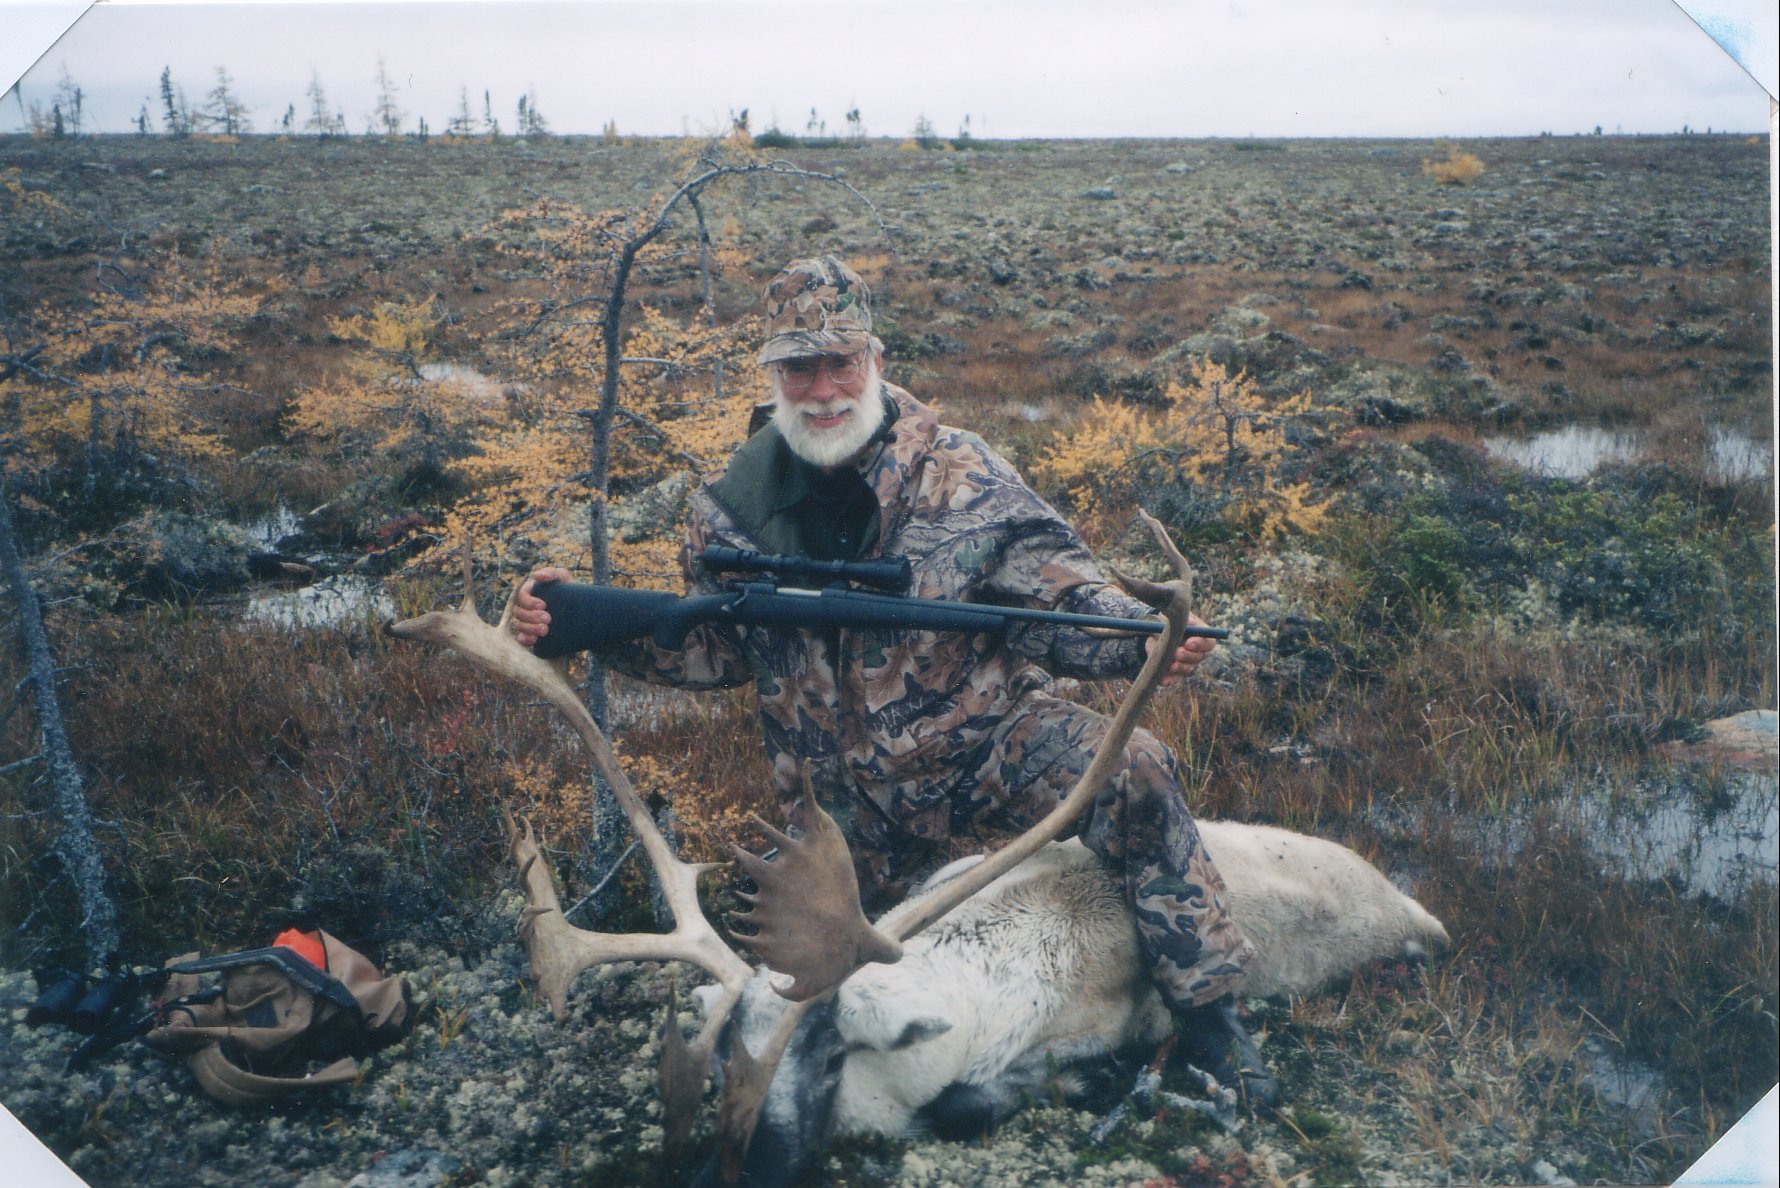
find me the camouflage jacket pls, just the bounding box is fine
[603,385,1155,844]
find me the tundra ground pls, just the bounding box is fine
[1,131,1773,1186]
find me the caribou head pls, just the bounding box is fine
[383,512,1195,1183]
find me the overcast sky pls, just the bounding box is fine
[1,0,1773,139]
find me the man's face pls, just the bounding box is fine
[770,349,881,468]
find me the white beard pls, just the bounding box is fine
[770,359,884,468]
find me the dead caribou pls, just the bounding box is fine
[713,827,1448,1169]
[385,518,1444,1184]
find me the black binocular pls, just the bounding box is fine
[28,966,148,1034]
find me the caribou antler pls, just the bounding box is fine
[384,554,894,1173]
[385,555,754,1004]
[734,773,904,1002]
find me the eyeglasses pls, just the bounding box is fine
[777,354,867,391]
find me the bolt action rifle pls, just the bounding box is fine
[528,546,1228,659]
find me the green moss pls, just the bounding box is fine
[1303,1124,1365,1186]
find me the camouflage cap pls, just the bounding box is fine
[757,256,882,364]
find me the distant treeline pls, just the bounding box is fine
[8,63,988,149]
[9,59,556,141]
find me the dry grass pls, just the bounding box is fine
[0,587,587,952]
[1263,854,1772,1183]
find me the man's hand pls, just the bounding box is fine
[1148,614,1218,686]
[511,567,573,648]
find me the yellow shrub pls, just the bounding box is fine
[1031,360,1334,542]
[330,295,443,362]
[2,166,64,217]
[1423,145,1485,185]
[18,249,258,475]
[292,295,501,478]
[502,753,589,848]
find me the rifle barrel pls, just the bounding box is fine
[733,585,1229,639]
[530,580,1229,656]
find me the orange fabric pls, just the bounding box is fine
[272,928,327,971]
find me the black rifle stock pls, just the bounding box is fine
[529,549,1228,659]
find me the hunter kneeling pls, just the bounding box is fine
[510,256,1276,1106]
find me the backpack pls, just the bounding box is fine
[142,929,410,1106]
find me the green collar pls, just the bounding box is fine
[708,392,896,554]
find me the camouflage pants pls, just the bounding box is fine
[851,693,1254,1011]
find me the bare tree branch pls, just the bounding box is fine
[0,754,44,776]
[0,482,119,967]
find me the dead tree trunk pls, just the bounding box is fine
[570,156,889,923]
[0,483,120,968]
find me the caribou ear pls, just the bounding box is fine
[888,1016,953,1050]
[690,984,724,1017]
[836,986,953,1052]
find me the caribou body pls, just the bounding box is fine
[708,828,1448,1180]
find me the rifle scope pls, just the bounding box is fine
[699,547,913,594]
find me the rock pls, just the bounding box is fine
[111,512,257,599]
[1083,187,1117,200]
[1211,305,1272,336]
[1531,1158,1577,1186]
[1164,161,1196,175]
[1163,331,1241,370]
[1663,710,1778,771]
